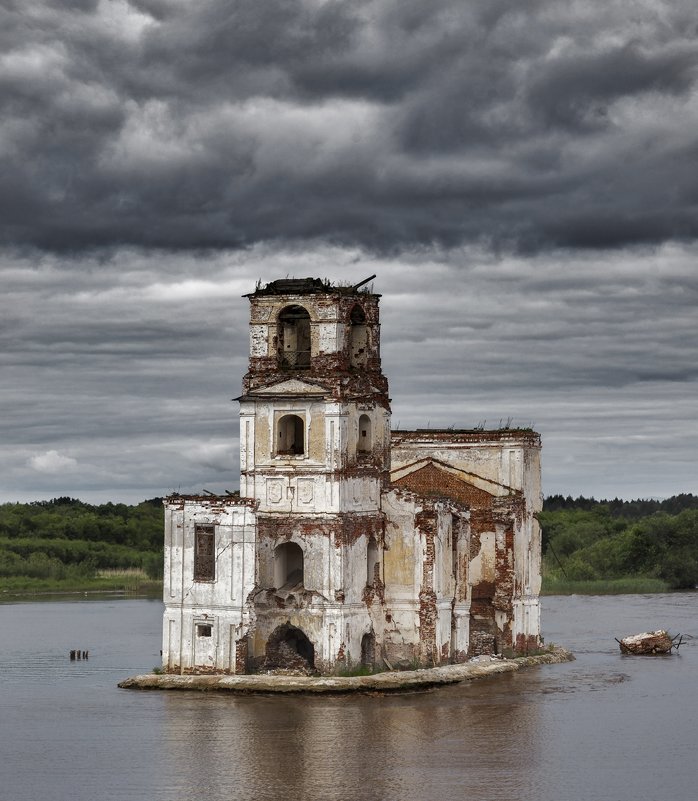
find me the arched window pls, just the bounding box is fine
[349,304,368,368]
[277,414,305,455]
[278,305,311,369]
[358,413,372,454]
[367,536,379,585]
[274,542,304,589]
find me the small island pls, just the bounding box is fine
[119,646,574,695]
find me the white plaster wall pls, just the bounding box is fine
[317,321,341,353]
[513,597,541,640]
[339,475,381,512]
[162,501,256,673]
[390,434,543,651]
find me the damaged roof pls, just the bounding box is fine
[247,275,377,297]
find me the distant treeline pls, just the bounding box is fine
[539,494,698,591]
[3,493,697,594]
[543,493,698,518]
[0,497,164,588]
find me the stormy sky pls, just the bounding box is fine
[2,0,697,503]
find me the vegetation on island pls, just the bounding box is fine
[539,494,698,594]
[0,497,164,596]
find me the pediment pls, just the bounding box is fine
[391,458,517,498]
[248,378,328,397]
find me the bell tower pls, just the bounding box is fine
[238,277,390,671]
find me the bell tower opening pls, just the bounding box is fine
[349,304,368,368]
[278,305,311,369]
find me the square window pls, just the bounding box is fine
[197,624,212,638]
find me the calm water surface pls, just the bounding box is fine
[0,593,696,801]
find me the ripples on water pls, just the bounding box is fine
[0,593,696,801]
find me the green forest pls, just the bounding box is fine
[0,497,164,594]
[540,493,698,594]
[2,493,697,596]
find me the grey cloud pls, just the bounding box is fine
[2,1,698,252]
[1,244,696,502]
[1,2,697,503]
[526,42,698,132]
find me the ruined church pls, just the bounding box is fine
[161,277,542,674]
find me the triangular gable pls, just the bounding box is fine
[247,378,328,396]
[391,457,517,498]
[391,462,495,510]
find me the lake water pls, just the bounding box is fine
[0,593,696,801]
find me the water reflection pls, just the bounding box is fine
[1,594,696,801]
[159,676,543,801]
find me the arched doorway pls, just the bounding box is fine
[361,632,376,669]
[265,623,315,671]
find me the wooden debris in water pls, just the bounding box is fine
[616,630,674,655]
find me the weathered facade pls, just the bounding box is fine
[162,278,542,674]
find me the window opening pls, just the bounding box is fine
[197,624,212,638]
[358,413,372,454]
[278,305,311,369]
[367,536,379,585]
[274,541,304,589]
[194,525,215,581]
[349,304,368,368]
[277,414,305,455]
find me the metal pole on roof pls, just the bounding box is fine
[351,274,377,291]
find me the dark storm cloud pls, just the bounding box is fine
[1,1,697,504]
[2,0,698,252]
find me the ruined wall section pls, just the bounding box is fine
[390,462,513,653]
[162,496,257,674]
[390,431,542,654]
[248,512,383,672]
[379,489,469,667]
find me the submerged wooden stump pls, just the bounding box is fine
[617,630,673,655]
